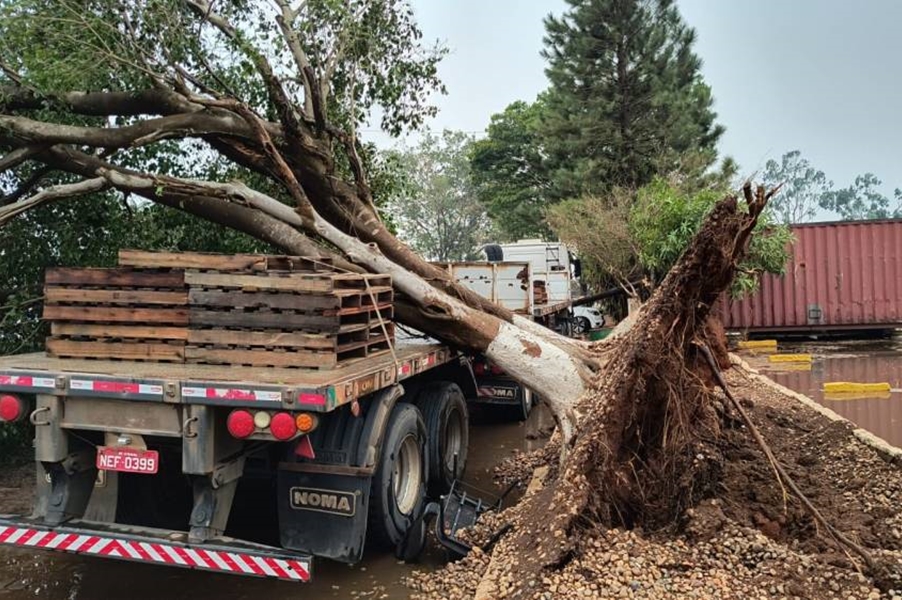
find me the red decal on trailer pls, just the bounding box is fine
[208,388,254,400]
[298,393,326,406]
[0,375,55,390]
[182,386,280,403]
[94,381,139,394]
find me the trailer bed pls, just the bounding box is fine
[0,342,455,412]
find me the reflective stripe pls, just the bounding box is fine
[23,531,51,546]
[0,526,310,581]
[262,557,289,579]
[3,528,29,544]
[229,552,260,575]
[138,542,162,563]
[0,375,55,390]
[182,386,281,402]
[44,533,68,549]
[253,556,278,577]
[69,379,163,398]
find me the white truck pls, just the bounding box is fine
[435,239,595,417]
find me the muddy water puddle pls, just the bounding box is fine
[0,405,549,599]
[745,336,902,447]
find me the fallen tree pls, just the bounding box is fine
[3,4,887,598]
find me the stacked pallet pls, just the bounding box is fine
[43,251,394,369]
[185,269,393,368]
[44,267,189,362]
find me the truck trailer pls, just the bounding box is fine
[0,342,475,582]
[0,253,484,583]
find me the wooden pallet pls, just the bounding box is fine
[186,277,394,369]
[118,249,334,273]
[42,258,396,369]
[43,267,190,362]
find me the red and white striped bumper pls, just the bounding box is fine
[0,519,311,582]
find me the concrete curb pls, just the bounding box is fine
[729,353,902,466]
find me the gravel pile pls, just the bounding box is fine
[406,363,902,599]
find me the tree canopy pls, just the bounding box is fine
[760,150,831,224]
[547,177,792,296]
[469,99,551,241]
[820,173,902,221]
[387,130,492,261]
[760,150,902,223]
[470,0,725,244]
[541,0,723,196]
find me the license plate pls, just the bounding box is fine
[96,447,159,475]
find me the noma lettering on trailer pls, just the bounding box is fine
[290,487,356,517]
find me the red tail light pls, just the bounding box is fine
[269,412,297,441]
[226,410,255,439]
[0,395,24,423]
[473,362,486,376]
[490,364,504,375]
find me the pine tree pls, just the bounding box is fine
[541,0,724,197]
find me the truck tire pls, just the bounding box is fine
[415,382,469,496]
[368,403,427,554]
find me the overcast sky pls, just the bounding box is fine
[370,0,902,196]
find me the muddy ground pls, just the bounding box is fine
[406,362,902,599]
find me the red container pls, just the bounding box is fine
[722,219,902,332]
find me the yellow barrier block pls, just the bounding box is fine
[823,382,891,394]
[738,339,778,350]
[824,392,892,402]
[768,354,812,363]
[768,363,812,372]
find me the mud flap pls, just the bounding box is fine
[277,467,371,564]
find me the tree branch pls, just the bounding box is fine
[272,0,316,119]
[1,86,199,116]
[34,144,354,269]
[0,177,107,227]
[0,111,256,149]
[0,166,54,207]
[0,146,42,172]
[185,0,308,142]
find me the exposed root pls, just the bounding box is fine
[471,187,773,597]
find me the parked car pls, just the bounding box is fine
[571,305,605,334]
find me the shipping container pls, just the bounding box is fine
[722,219,902,332]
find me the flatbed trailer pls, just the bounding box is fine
[0,341,474,582]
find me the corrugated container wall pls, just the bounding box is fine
[722,219,902,332]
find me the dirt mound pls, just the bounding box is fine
[406,366,902,599]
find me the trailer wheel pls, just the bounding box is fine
[416,382,469,496]
[368,403,427,554]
